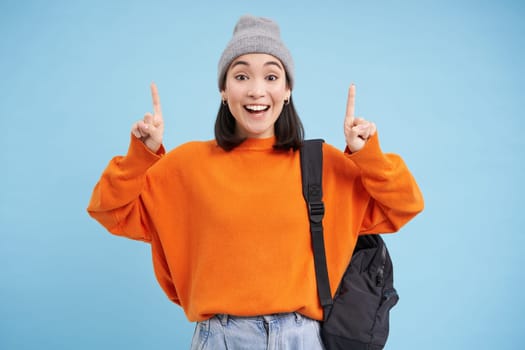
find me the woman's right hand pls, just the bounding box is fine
[131,82,164,153]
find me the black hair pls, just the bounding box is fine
[214,96,304,152]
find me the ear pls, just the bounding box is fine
[285,86,291,101]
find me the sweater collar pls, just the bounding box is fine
[236,137,276,151]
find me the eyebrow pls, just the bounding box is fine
[230,60,284,71]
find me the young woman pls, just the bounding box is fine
[87,15,424,350]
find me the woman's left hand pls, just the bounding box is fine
[343,84,376,153]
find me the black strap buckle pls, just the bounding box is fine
[308,201,325,223]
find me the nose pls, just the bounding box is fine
[247,79,266,98]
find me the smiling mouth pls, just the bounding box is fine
[244,105,270,113]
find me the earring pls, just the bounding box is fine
[222,99,227,106]
[284,97,290,106]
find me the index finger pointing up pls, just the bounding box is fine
[345,84,356,122]
[151,82,162,118]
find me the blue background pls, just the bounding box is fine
[1,0,524,349]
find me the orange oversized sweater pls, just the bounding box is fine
[87,134,423,322]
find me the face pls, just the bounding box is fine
[221,53,291,139]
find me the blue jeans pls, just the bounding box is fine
[190,313,325,350]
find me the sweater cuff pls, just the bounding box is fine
[345,133,389,172]
[117,135,165,176]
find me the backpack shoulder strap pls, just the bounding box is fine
[300,139,333,320]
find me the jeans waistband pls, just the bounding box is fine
[216,312,302,326]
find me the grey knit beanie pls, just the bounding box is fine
[218,15,294,90]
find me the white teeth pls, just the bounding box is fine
[245,105,269,111]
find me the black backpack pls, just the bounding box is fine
[300,139,399,350]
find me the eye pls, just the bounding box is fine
[235,74,248,81]
[266,74,278,81]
